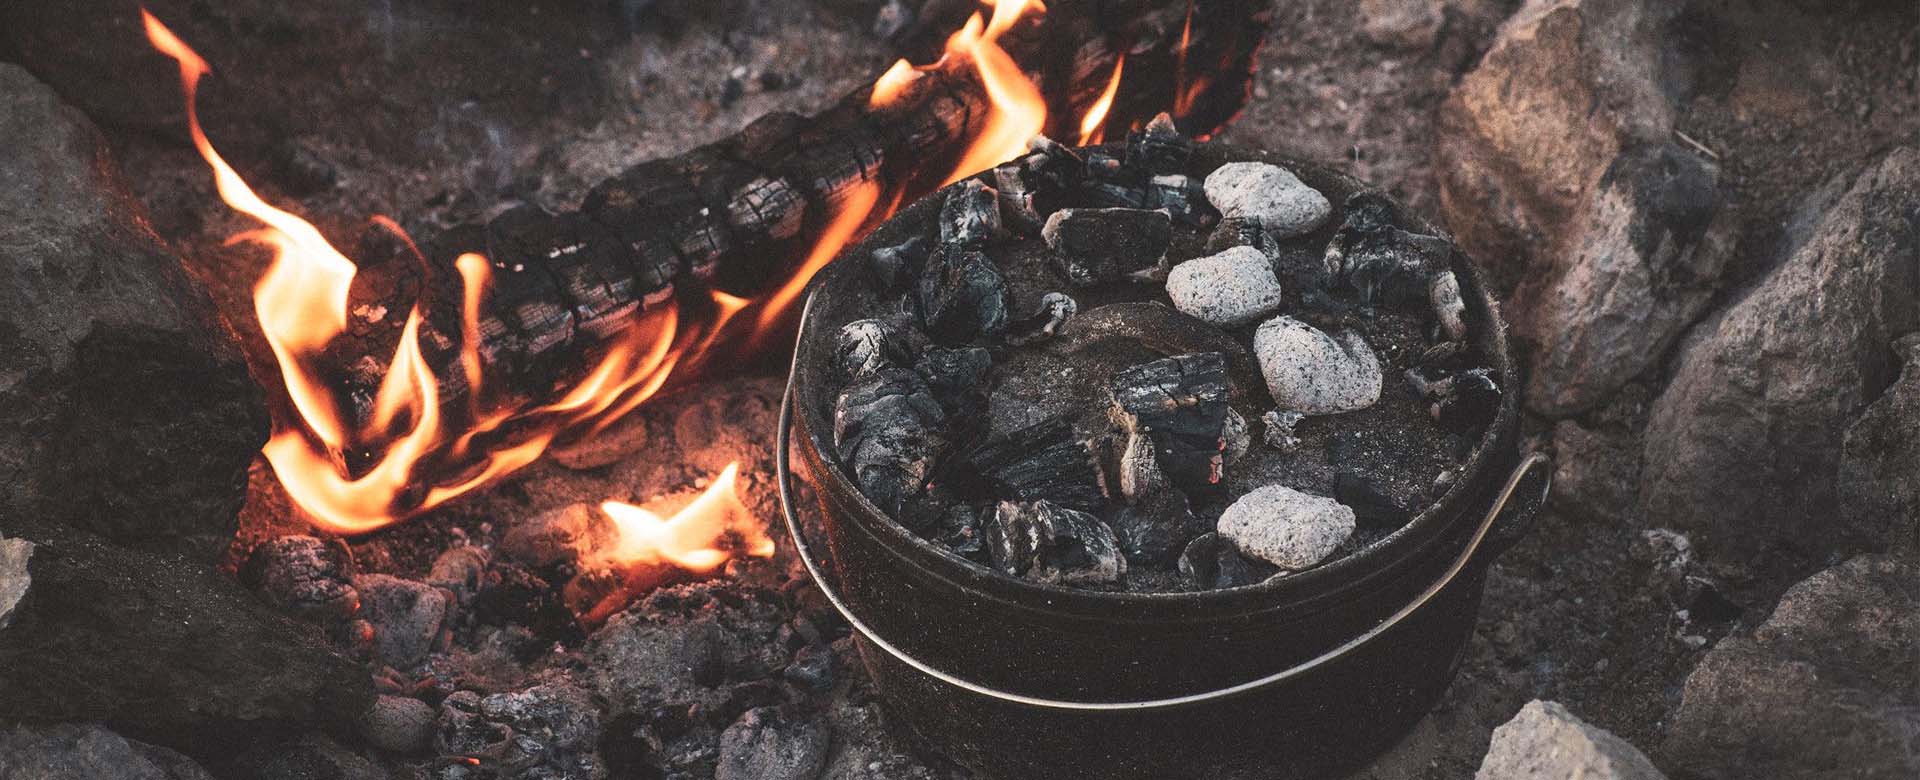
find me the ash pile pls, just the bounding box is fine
[827,115,1505,592]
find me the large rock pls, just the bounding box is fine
[1837,334,1920,554]
[1661,555,1920,779]
[0,722,215,780]
[1639,148,1920,592]
[1438,0,1735,416]
[0,63,264,560]
[1475,700,1666,780]
[0,518,374,755]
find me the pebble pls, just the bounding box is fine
[359,694,435,754]
[1216,485,1356,570]
[1252,316,1384,414]
[1165,246,1286,327]
[1202,162,1331,238]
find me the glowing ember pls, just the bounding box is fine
[140,0,1156,537]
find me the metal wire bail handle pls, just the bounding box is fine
[774,297,1553,711]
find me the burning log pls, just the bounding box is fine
[294,0,1269,524]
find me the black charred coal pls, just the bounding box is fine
[914,245,1010,344]
[938,179,1003,249]
[1084,179,1151,210]
[951,419,1107,513]
[240,536,359,623]
[1177,532,1269,590]
[833,318,915,380]
[834,367,949,517]
[933,503,989,562]
[1334,471,1411,527]
[1006,291,1079,346]
[985,500,1127,586]
[1432,367,1502,434]
[1041,207,1172,287]
[868,235,930,292]
[1145,174,1214,227]
[1125,113,1193,177]
[486,205,657,341]
[993,137,1088,232]
[1109,352,1232,497]
[1109,490,1204,567]
[913,345,992,420]
[1323,192,1454,307]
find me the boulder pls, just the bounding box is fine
[1639,147,1920,593]
[1836,334,1920,554]
[1437,0,1737,417]
[0,722,215,780]
[1661,555,1920,779]
[0,63,264,560]
[1475,700,1666,780]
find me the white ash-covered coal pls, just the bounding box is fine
[827,116,1504,592]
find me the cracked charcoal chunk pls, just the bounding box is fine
[914,245,1010,344]
[1202,162,1331,238]
[1253,316,1383,415]
[954,419,1106,513]
[436,682,603,778]
[1116,428,1169,501]
[1216,485,1356,570]
[1006,291,1078,346]
[487,206,644,339]
[1124,113,1192,176]
[240,536,358,623]
[1110,490,1204,567]
[1166,246,1286,327]
[934,503,989,561]
[1178,532,1267,589]
[1432,367,1502,434]
[1430,270,1468,341]
[1110,352,1233,496]
[939,179,1003,248]
[834,318,914,380]
[1322,192,1453,307]
[868,234,929,292]
[1042,207,1173,286]
[1145,174,1214,227]
[913,345,992,420]
[985,500,1126,586]
[352,574,448,669]
[1085,179,1151,210]
[834,368,949,517]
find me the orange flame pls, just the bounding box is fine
[143,0,1113,538]
[596,463,774,573]
[1079,55,1125,145]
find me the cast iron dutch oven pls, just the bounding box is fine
[776,143,1551,779]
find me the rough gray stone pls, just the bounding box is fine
[0,535,30,631]
[0,518,373,753]
[1202,162,1331,238]
[0,723,215,780]
[1166,246,1286,327]
[1252,316,1383,415]
[1837,334,1920,554]
[1476,700,1666,780]
[0,64,265,560]
[500,503,616,568]
[360,695,436,755]
[354,574,449,669]
[1661,555,1920,779]
[1216,485,1355,570]
[715,706,830,780]
[1640,147,1920,592]
[1549,421,1641,526]
[1360,0,1445,50]
[436,679,604,778]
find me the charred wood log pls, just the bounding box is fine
[330,0,1270,458]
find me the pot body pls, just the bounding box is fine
[792,406,1515,780]
[784,143,1535,779]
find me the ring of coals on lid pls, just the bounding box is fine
[825,116,1503,594]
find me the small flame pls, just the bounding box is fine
[143,0,1138,538]
[1078,55,1125,145]
[596,463,774,573]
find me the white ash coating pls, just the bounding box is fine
[1253,316,1384,414]
[1262,409,1306,451]
[1165,246,1285,327]
[1202,162,1331,238]
[1216,485,1356,569]
[1430,269,1467,341]
[1222,408,1251,461]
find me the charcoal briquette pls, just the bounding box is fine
[913,345,992,419]
[1110,352,1233,496]
[1177,532,1267,590]
[1124,112,1192,176]
[834,318,914,380]
[833,367,949,516]
[869,234,930,293]
[1041,207,1172,287]
[954,418,1107,513]
[1109,490,1203,567]
[914,245,1010,344]
[939,179,1003,248]
[1432,367,1502,434]
[1322,192,1453,307]
[1006,291,1079,346]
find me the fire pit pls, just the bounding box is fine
[781,136,1550,778]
